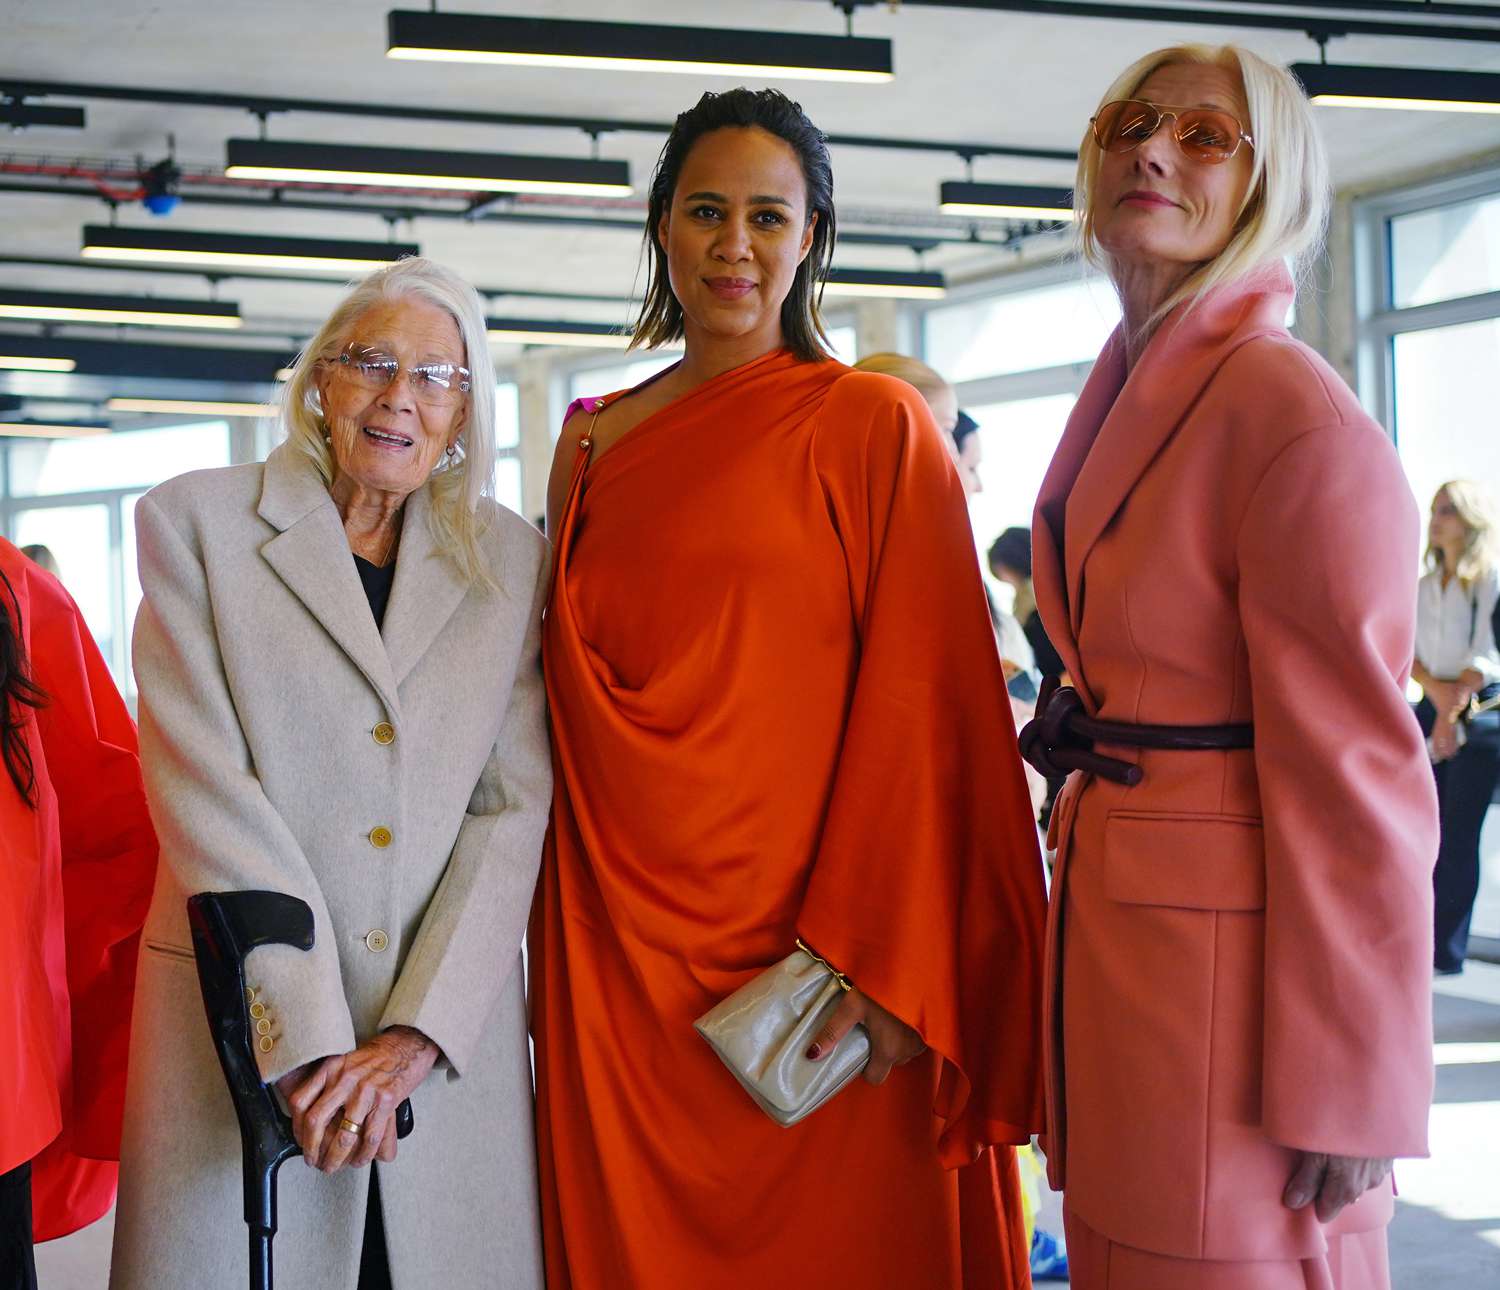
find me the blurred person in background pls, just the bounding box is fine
[951,410,985,498]
[19,545,59,580]
[1412,479,1500,976]
[0,536,156,1290]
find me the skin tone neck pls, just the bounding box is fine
[1091,62,1255,369]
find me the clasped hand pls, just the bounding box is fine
[805,986,925,1085]
[1283,1152,1392,1223]
[276,1026,439,1174]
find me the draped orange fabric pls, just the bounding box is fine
[531,348,1046,1288]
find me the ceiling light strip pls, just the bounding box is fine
[0,289,242,329]
[0,421,108,439]
[81,226,421,274]
[486,317,633,349]
[823,269,947,300]
[387,11,894,83]
[107,398,277,418]
[226,138,632,196]
[938,181,1076,221]
[1292,62,1500,114]
[0,355,77,372]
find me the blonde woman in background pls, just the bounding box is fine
[1413,479,1500,975]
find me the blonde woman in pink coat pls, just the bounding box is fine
[1020,44,1439,1289]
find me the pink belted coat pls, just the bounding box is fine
[1033,265,1438,1270]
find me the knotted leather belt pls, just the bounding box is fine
[1018,678,1255,787]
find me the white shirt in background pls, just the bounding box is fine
[1416,567,1500,686]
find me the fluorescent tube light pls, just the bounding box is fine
[226,138,632,196]
[939,182,1076,221]
[0,421,108,439]
[1292,63,1500,114]
[82,226,420,274]
[387,11,894,83]
[824,269,947,300]
[0,289,242,330]
[108,398,277,418]
[0,355,77,373]
[486,318,633,349]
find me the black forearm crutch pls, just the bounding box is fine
[187,891,413,1290]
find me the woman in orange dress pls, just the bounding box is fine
[530,88,1047,1289]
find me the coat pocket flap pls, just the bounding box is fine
[1104,812,1266,911]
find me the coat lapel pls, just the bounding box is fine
[379,484,474,689]
[1032,330,1128,708]
[257,443,403,718]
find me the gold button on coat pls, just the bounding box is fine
[372,721,395,746]
[249,1002,266,1020]
[369,826,393,849]
[365,929,390,953]
[255,1018,272,1036]
[258,1036,274,1054]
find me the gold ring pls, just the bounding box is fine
[338,1117,363,1136]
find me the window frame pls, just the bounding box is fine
[1354,160,1500,436]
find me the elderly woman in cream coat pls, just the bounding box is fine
[111,257,549,1289]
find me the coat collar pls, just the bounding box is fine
[1032,264,1295,707]
[257,442,472,715]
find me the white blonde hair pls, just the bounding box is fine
[280,256,496,584]
[1427,479,1499,586]
[1075,43,1331,332]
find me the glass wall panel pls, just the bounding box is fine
[1392,317,1500,520]
[9,422,231,496]
[567,355,679,408]
[1391,191,1500,310]
[962,392,1078,575]
[824,325,857,362]
[495,381,520,450]
[924,278,1120,383]
[14,503,114,665]
[495,457,524,518]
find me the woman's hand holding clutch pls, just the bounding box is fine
[805,987,925,1085]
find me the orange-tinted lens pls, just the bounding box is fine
[1092,100,1160,153]
[1173,109,1243,163]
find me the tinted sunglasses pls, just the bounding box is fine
[1091,99,1254,165]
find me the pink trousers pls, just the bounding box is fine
[1064,1208,1392,1290]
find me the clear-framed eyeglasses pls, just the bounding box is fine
[332,343,472,407]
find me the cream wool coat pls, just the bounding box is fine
[110,443,550,1290]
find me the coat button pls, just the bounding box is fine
[249,1002,266,1020]
[369,826,393,849]
[258,1036,274,1054]
[256,1018,272,1036]
[365,929,390,953]
[372,721,396,746]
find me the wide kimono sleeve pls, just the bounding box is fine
[1237,421,1438,1159]
[132,491,356,1082]
[797,371,1048,1167]
[378,542,553,1077]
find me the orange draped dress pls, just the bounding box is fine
[531,347,1047,1288]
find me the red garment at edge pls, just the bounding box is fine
[0,538,157,1240]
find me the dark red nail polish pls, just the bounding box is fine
[805,1043,821,1060]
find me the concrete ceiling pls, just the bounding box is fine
[2,0,1499,379]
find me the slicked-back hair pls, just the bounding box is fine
[632,88,836,363]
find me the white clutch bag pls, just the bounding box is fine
[694,939,870,1127]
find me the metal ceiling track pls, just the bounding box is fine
[0,180,1040,252]
[0,78,1077,165]
[827,0,1500,43]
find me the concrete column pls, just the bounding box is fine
[852,298,909,358]
[515,350,557,524]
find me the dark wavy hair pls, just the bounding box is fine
[631,88,836,363]
[1,568,45,805]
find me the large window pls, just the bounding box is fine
[923,270,1120,580]
[1357,168,1500,529]
[3,421,233,695]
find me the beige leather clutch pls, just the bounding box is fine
[694,941,870,1127]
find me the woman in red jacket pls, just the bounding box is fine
[0,538,156,1287]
